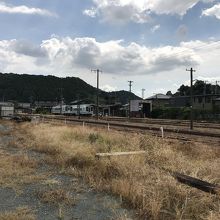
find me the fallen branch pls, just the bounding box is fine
[170,171,220,195]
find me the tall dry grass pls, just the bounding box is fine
[0,207,35,220]
[13,122,220,219]
[0,149,45,192]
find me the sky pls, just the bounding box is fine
[0,0,220,98]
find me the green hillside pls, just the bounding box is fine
[0,73,139,104]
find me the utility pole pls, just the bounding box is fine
[128,81,133,93]
[215,81,220,95]
[142,89,145,99]
[59,87,63,114]
[128,81,133,118]
[186,68,196,130]
[91,69,102,120]
[77,94,80,119]
[203,81,208,96]
[203,81,208,110]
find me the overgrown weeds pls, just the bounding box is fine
[13,122,220,219]
[37,189,76,205]
[0,207,36,220]
[0,150,45,191]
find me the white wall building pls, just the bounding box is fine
[0,102,14,117]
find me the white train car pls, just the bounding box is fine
[51,104,94,116]
[51,105,69,115]
[72,104,94,115]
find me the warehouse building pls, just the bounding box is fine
[145,94,171,108]
[130,100,152,117]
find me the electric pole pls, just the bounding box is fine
[215,81,220,95]
[203,81,208,110]
[142,89,145,99]
[186,68,196,130]
[59,87,63,114]
[128,81,133,93]
[77,94,80,119]
[128,81,133,119]
[91,69,102,120]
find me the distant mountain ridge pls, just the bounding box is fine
[0,73,140,104]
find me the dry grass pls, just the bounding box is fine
[13,122,220,219]
[0,149,45,191]
[0,207,36,220]
[37,188,76,205]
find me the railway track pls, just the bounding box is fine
[24,114,220,130]
[104,116,220,130]
[38,115,220,146]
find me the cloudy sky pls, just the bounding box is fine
[0,0,220,97]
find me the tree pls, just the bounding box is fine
[166,91,172,96]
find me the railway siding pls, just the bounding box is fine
[42,115,220,139]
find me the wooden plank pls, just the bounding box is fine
[95,151,146,158]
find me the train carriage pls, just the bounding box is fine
[51,104,94,116]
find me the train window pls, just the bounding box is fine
[86,107,89,111]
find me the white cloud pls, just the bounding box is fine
[149,0,214,16]
[83,7,97,18]
[202,3,220,19]
[100,85,117,92]
[0,37,203,76]
[151,25,160,33]
[0,2,57,17]
[197,76,220,82]
[83,0,152,24]
[83,0,214,24]
[1,37,220,96]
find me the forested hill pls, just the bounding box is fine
[0,73,139,104]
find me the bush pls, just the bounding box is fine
[151,107,219,120]
[151,107,190,119]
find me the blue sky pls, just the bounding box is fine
[0,0,220,97]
